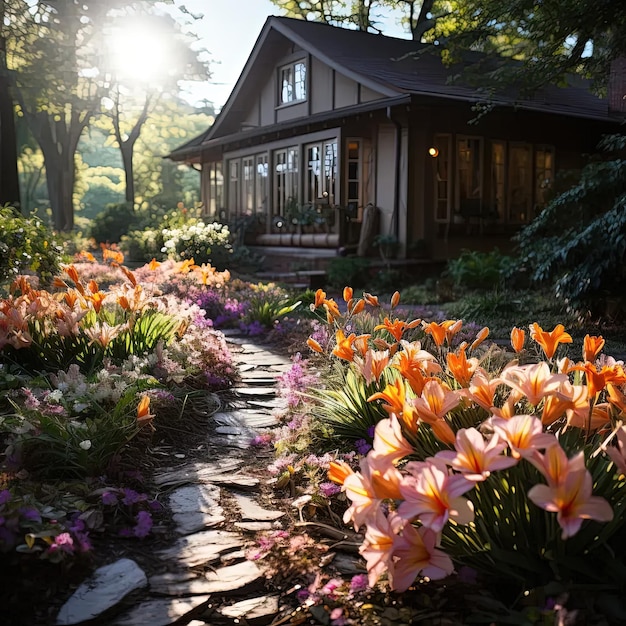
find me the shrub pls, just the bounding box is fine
[89,202,136,245]
[516,134,626,312]
[445,248,517,291]
[161,221,232,269]
[0,205,61,287]
[327,257,371,289]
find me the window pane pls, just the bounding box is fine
[508,144,532,222]
[323,141,337,202]
[255,154,268,216]
[294,62,307,100]
[490,141,505,219]
[457,137,482,216]
[242,157,254,213]
[281,67,293,103]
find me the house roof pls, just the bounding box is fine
[170,16,615,161]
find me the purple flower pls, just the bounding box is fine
[133,510,153,538]
[148,500,164,512]
[19,507,41,523]
[349,574,369,593]
[319,482,341,498]
[0,490,11,506]
[121,488,146,506]
[102,491,119,506]
[366,425,376,439]
[355,439,372,455]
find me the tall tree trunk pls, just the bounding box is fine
[0,8,20,210]
[23,107,91,231]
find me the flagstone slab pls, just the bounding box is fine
[240,369,280,380]
[153,459,244,488]
[219,595,280,624]
[56,558,147,625]
[233,354,291,366]
[247,398,288,410]
[149,571,198,594]
[169,483,225,534]
[211,434,253,450]
[231,492,285,522]
[235,386,277,396]
[113,595,210,626]
[152,561,263,597]
[156,530,244,568]
[201,474,260,490]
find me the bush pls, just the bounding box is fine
[89,202,136,245]
[161,221,233,269]
[327,257,371,289]
[516,134,626,312]
[445,248,517,291]
[0,205,62,287]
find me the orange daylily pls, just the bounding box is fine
[423,319,462,348]
[390,291,401,309]
[446,344,479,388]
[343,286,353,302]
[363,292,379,307]
[354,349,390,385]
[375,317,417,343]
[462,369,502,412]
[313,289,327,309]
[470,327,490,351]
[102,247,124,264]
[410,380,459,444]
[607,383,626,415]
[540,393,572,426]
[510,327,525,353]
[78,251,97,262]
[350,299,365,315]
[148,258,161,271]
[332,329,357,362]
[306,337,324,353]
[137,395,155,426]
[491,414,557,459]
[328,460,355,485]
[529,323,572,360]
[368,377,407,416]
[583,335,605,363]
[88,291,107,314]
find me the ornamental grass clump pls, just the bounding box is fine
[308,287,626,597]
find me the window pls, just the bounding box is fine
[490,141,506,220]
[534,146,554,212]
[433,134,451,222]
[242,157,254,214]
[456,137,483,216]
[205,162,223,218]
[255,154,268,216]
[305,140,337,204]
[508,144,532,223]
[273,146,299,218]
[279,60,307,105]
[228,160,239,214]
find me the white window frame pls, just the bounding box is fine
[279,59,307,105]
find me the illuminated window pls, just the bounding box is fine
[279,60,307,104]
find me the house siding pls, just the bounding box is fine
[335,73,359,108]
[311,57,333,113]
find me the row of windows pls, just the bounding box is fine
[433,134,554,224]
[213,138,349,230]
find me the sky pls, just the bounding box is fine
[180,0,408,109]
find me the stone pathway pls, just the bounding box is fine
[54,333,354,626]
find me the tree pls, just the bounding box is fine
[101,9,209,205]
[2,0,209,231]
[440,0,626,96]
[0,1,21,208]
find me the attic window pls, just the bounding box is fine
[279,60,307,105]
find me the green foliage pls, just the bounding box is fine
[516,135,626,311]
[312,366,391,441]
[244,288,302,329]
[0,205,61,287]
[327,257,371,289]
[162,220,233,269]
[445,248,517,291]
[89,202,136,245]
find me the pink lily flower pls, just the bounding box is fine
[492,414,558,459]
[435,428,518,481]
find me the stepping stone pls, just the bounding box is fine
[153,459,243,488]
[238,363,257,372]
[231,492,285,522]
[169,484,225,535]
[221,329,244,337]
[113,595,210,626]
[211,434,254,449]
[234,521,275,532]
[239,343,268,353]
[151,561,263,596]
[56,558,147,625]
[247,398,288,410]
[329,552,368,575]
[203,474,260,490]
[156,530,243,568]
[238,413,278,429]
[235,386,277,396]
[219,595,280,624]
[149,571,198,594]
[234,354,290,366]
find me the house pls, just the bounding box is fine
[169,16,623,265]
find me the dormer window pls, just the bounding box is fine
[279,60,307,104]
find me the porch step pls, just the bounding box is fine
[255,270,327,290]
